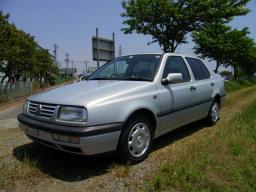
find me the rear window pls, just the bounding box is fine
[186,57,210,80]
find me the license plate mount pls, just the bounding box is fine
[26,127,39,137]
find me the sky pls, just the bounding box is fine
[0,0,256,72]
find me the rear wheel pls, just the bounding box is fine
[117,115,153,164]
[206,100,219,125]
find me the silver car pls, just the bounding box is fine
[18,53,225,163]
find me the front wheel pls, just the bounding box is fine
[206,100,219,125]
[117,115,153,164]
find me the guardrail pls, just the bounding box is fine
[0,81,33,103]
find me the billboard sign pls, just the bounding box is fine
[92,36,115,62]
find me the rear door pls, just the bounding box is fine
[185,57,214,118]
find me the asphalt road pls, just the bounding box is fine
[0,102,23,129]
[0,83,67,129]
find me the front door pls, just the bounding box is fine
[157,56,197,132]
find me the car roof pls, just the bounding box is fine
[121,53,199,59]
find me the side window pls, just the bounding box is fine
[186,57,210,80]
[163,56,190,82]
[197,60,211,79]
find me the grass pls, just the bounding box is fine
[146,92,256,191]
[0,155,41,189]
[0,129,44,190]
[110,163,131,178]
[225,79,256,93]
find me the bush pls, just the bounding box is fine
[46,74,58,86]
[32,81,41,90]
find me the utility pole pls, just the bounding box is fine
[96,28,100,69]
[71,60,74,78]
[118,44,122,57]
[53,44,58,65]
[84,61,88,74]
[112,32,115,58]
[64,53,69,75]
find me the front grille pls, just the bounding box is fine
[28,101,57,120]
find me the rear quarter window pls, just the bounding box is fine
[186,57,210,80]
[197,59,211,79]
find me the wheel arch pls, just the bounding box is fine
[213,94,221,106]
[124,108,157,136]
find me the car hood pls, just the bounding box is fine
[28,80,151,106]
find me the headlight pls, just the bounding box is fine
[57,106,87,123]
[23,100,28,113]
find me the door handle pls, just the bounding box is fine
[211,82,215,87]
[190,86,196,91]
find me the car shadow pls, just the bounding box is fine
[13,142,115,182]
[13,119,210,182]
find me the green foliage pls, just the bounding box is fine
[0,11,58,84]
[192,22,256,78]
[32,48,58,87]
[225,80,256,93]
[238,46,256,79]
[223,29,256,79]
[147,97,256,191]
[46,74,59,86]
[220,71,233,77]
[193,25,240,71]
[220,70,233,80]
[121,0,249,52]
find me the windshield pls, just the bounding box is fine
[88,54,162,81]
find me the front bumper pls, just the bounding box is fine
[17,113,123,155]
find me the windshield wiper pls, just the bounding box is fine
[124,77,152,82]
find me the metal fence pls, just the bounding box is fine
[0,81,33,103]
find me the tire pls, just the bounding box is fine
[206,100,219,125]
[116,115,153,164]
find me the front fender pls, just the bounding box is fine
[85,85,160,126]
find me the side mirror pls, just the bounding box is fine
[162,73,183,85]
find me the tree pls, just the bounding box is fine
[0,12,58,84]
[243,49,256,79]
[121,0,249,52]
[231,40,256,79]
[0,12,37,83]
[192,24,242,73]
[193,24,256,78]
[32,48,57,87]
